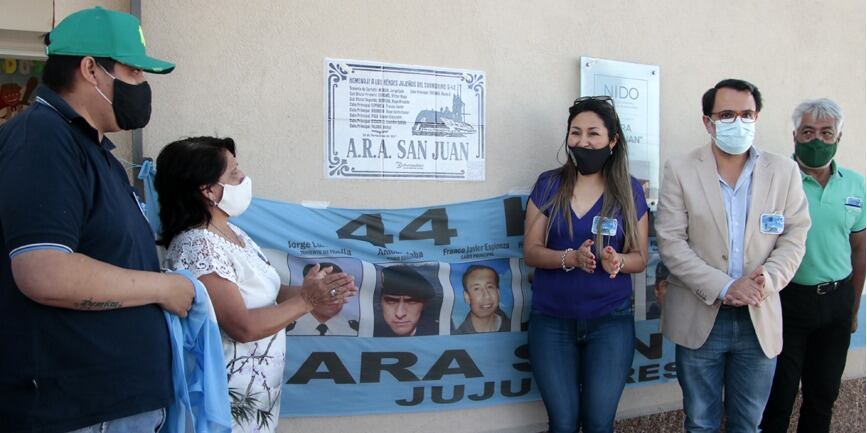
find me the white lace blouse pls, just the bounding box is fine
[165,224,286,433]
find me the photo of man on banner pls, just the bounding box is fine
[258,250,362,336]
[451,260,513,334]
[373,264,443,337]
[286,261,360,336]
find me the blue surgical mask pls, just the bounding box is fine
[711,118,755,155]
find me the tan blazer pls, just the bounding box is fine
[656,145,810,358]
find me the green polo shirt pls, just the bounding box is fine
[792,159,866,285]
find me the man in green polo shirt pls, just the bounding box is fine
[761,98,866,433]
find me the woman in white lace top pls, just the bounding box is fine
[155,136,357,433]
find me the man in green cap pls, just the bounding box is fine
[0,7,194,432]
[761,98,866,433]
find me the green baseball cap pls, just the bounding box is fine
[46,7,174,74]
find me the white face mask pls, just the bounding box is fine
[217,176,252,217]
[711,118,755,155]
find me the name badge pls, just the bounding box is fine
[760,213,784,235]
[591,216,618,236]
[845,196,863,209]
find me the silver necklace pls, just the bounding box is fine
[210,223,242,246]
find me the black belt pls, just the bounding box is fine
[790,276,851,295]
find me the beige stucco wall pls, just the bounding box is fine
[0,0,52,32]
[138,2,865,431]
[141,0,865,210]
[0,0,51,59]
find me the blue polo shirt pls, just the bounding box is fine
[529,170,648,319]
[0,86,172,432]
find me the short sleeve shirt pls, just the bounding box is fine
[529,170,648,319]
[792,160,867,285]
[0,86,171,432]
[165,225,286,433]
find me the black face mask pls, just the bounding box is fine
[111,79,152,130]
[95,65,152,130]
[568,145,612,175]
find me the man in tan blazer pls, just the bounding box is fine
[656,78,810,433]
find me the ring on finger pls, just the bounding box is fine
[329,288,338,297]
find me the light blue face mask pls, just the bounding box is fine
[711,118,755,155]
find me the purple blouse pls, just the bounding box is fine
[529,170,648,319]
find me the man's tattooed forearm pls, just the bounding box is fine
[76,298,123,310]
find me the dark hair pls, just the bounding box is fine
[155,136,237,246]
[701,79,763,116]
[532,98,639,258]
[41,32,115,93]
[380,265,435,300]
[461,265,499,292]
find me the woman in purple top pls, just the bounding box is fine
[523,96,649,433]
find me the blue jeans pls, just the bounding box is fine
[65,408,165,433]
[528,300,635,433]
[676,308,776,433]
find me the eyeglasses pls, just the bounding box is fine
[709,110,758,124]
[573,95,615,107]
